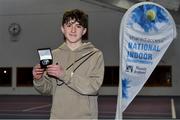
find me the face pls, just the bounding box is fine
[61,19,87,44]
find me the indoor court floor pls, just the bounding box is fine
[0,95,179,119]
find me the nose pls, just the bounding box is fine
[71,26,76,33]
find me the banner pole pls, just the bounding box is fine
[115,15,125,119]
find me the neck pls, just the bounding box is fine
[66,41,83,51]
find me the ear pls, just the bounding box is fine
[61,26,64,34]
[82,28,87,35]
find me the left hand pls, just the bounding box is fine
[46,64,64,78]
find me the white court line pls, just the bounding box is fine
[22,104,51,112]
[171,98,176,119]
[0,113,49,117]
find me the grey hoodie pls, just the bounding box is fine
[33,42,104,119]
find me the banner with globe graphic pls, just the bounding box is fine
[116,2,176,119]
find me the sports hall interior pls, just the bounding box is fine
[0,0,180,119]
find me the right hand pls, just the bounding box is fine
[32,64,45,80]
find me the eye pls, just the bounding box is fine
[66,24,71,27]
[76,25,82,28]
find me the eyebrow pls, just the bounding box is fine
[65,22,81,26]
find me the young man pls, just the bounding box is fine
[32,9,104,119]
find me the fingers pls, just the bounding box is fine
[47,65,59,71]
[33,63,64,79]
[33,64,44,80]
[46,64,64,78]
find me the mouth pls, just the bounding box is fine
[69,33,77,37]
